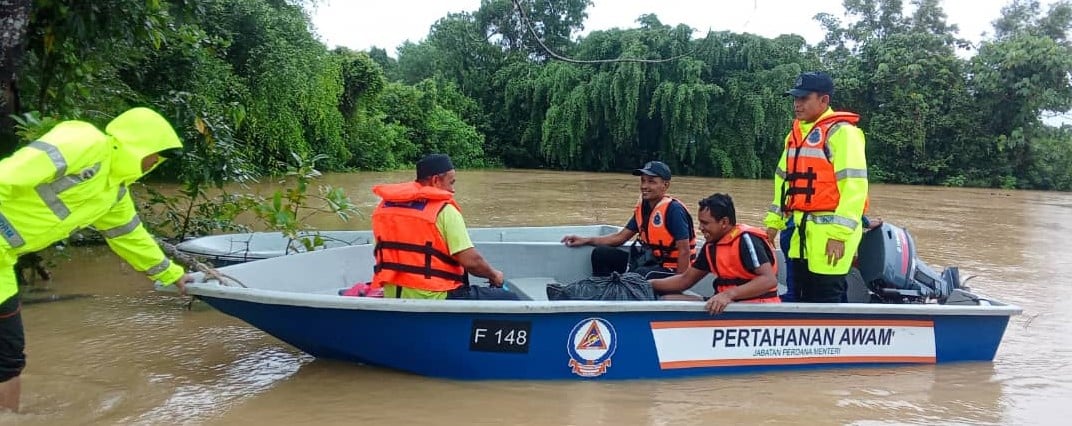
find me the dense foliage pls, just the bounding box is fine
[2,0,1071,190]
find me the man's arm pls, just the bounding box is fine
[454,248,503,286]
[561,228,637,247]
[438,204,504,286]
[764,134,792,237]
[674,239,691,274]
[706,262,778,314]
[667,202,694,274]
[650,266,707,294]
[828,125,868,240]
[92,193,185,286]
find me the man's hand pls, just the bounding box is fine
[765,228,780,246]
[490,269,505,287]
[825,238,846,266]
[705,292,735,315]
[561,235,590,247]
[172,273,195,296]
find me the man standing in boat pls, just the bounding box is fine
[650,193,780,313]
[0,107,195,412]
[561,160,697,279]
[370,154,517,300]
[764,71,869,303]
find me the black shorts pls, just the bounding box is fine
[0,294,25,382]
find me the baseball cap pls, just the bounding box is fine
[633,161,672,180]
[785,71,835,97]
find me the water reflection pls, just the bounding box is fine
[129,347,310,425]
[206,362,1006,426]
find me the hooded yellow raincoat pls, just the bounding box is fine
[763,108,869,275]
[0,108,185,304]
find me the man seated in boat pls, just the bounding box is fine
[561,161,697,279]
[370,154,518,300]
[649,193,780,314]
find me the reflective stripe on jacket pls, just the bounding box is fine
[0,108,186,304]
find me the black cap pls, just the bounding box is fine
[633,161,672,180]
[416,154,454,180]
[785,71,835,97]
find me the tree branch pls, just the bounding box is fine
[510,0,694,64]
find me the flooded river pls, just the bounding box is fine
[3,169,1070,425]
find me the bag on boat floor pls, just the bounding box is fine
[338,282,384,297]
[546,271,656,301]
[447,285,522,300]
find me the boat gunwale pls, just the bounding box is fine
[183,282,1023,317]
[177,225,624,246]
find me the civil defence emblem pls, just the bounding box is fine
[806,128,822,146]
[567,317,617,377]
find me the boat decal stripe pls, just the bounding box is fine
[649,319,934,329]
[659,356,936,369]
[650,319,937,369]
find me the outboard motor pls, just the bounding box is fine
[855,223,962,304]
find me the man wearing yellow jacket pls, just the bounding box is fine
[0,107,193,412]
[764,72,868,303]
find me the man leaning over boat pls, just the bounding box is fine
[650,193,780,314]
[0,107,195,412]
[561,160,697,280]
[369,154,519,300]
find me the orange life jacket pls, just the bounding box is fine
[782,111,868,213]
[370,181,466,292]
[634,196,697,270]
[705,224,781,303]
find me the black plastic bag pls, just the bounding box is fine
[628,240,661,271]
[546,271,656,301]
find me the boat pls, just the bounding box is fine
[167,222,1022,380]
[175,224,623,266]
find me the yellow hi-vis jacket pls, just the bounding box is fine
[0,107,185,304]
[763,107,869,275]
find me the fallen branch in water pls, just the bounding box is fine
[155,238,247,288]
[22,294,94,305]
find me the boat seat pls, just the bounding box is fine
[504,277,557,301]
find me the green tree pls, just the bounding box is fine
[969,0,1072,186]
